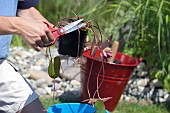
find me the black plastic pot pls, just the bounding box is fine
[58,29,87,57]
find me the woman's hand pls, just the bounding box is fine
[16,7,55,51]
[14,18,54,51]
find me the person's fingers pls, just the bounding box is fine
[43,22,54,42]
[32,43,41,51]
[35,46,41,51]
[40,33,53,47]
[46,30,54,42]
[36,39,44,47]
[39,29,54,47]
[39,30,54,47]
[41,34,49,45]
[29,39,42,51]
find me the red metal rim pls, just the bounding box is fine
[83,50,140,67]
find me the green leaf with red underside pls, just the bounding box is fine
[48,56,61,79]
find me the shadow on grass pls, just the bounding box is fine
[162,102,170,112]
[58,90,81,103]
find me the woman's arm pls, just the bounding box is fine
[0,16,19,35]
[0,7,54,51]
[17,7,48,22]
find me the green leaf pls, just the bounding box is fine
[163,74,170,92]
[168,64,170,72]
[134,3,143,12]
[95,100,106,113]
[155,70,162,79]
[157,0,164,17]
[114,1,123,18]
[48,58,56,78]
[54,56,61,78]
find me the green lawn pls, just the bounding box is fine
[40,97,170,113]
[114,102,170,113]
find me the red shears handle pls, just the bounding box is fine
[43,21,65,44]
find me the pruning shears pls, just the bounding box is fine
[44,19,86,45]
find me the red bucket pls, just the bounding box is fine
[80,50,139,112]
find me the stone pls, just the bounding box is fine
[7,56,16,63]
[51,83,61,91]
[54,77,62,83]
[164,93,169,100]
[159,97,166,103]
[22,74,31,78]
[30,65,42,70]
[29,69,53,85]
[158,89,164,97]
[128,96,138,104]
[41,84,48,88]
[60,67,80,81]
[138,86,145,93]
[21,51,33,58]
[35,79,47,87]
[37,88,47,95]
[138,99,151,106]
[124,96,131,101]
[44,86,52,94]
[73,85,81,90]
[70,80,81,86]
[35,59,47,66]
[28,79,37,90]
[65,85,74,92]
[57,90,64,95]
[151,79,162,88]
[60,59,81,81]
[136,78,149,87]
[136,62,146,77]
[120,94,125,101]
[130,88,138,96]
[60,82,68,88]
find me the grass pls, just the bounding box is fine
[40,97,170,113]
[40,96,60,109]
[114,102,170,113]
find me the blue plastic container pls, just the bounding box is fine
[47,103,110,113]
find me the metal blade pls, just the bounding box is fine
[65,23,86,34]
[64,19,84,31]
